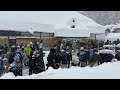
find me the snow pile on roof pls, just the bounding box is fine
[104,24,115,30]
[0,11,101,29]
[54,28,90,37]
[1,61,120,79]
[0,11,105,37]
[0,23,55,33]
[105,33,120,41]
[0,23,28,31]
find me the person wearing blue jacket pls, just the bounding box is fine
[0,54,3,77]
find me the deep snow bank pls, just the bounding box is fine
[1,61,120,79]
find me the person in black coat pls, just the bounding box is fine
[61,48,71,68]
[115,50,120,61]
[54,51,62,68]
[46,48,60,69]
[34,49,45,74]
[29,48,45,75]
[29,48,36,75]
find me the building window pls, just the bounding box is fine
[71,25,75,28]
[73,20,75,22]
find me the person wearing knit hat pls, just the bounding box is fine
[80,47,84,51]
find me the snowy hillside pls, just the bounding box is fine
[0,51,120,79]
[79,11,120,25]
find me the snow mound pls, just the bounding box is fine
[1,61,120,79]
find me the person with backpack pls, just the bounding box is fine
[77,47,86,67]
[7,46,16,64]
[61,48,69,68]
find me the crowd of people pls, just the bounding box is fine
[0,40,45,77]
[0,39,120,77]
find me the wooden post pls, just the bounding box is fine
[40,32,41,40]
[8,31,10,48]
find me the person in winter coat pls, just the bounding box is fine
[3,54,9,73]
[105,40,110,45]
[61,48,70,68]
[99,53,105,64]
[84,48,90,65]
[39,40,44,52]
[9,52,23,76]
[89,49,99,67]
[46,48,59,69]
[0,54,3,77]
[7,47,16,64]
[29,48,45,75]
[77,47,86,67]
[54,51,62,68]
[29,48,36,75]
[34,49,45,74]
[24,44,32,59]
[115,50,120,61]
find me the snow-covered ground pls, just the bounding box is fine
[0,51,120,79]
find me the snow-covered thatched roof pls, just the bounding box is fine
[0,11,105,37]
